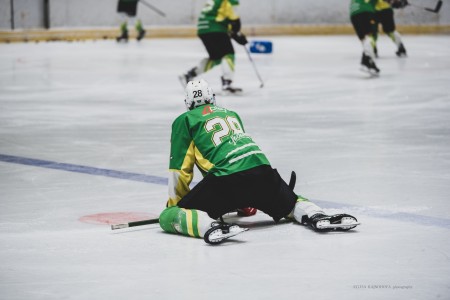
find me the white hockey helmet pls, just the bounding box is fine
[184,79,216,110]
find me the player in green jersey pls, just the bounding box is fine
[372,0,407,57]
[350,0,380,75]
[159,79,360,244]
[179,0,248,94]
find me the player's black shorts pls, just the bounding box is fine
[117,0,139,17]
[375,9,396,33]
[199,32,235,60]
[351,12,376,40]
[177,165,297,222]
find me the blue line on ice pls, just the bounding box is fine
[2,154,449,230]
[0,154,168,185]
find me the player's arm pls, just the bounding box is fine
[226,1,248,45]
[167,117,196,207]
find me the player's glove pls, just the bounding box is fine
[237,207,257,216]
[231,32,248,45]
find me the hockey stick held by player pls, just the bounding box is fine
[405,0,443,13]
[158,79,360,244]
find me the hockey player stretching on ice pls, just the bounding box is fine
[159,79,360,244]
[179,0,248,93]
[373,0,407,57]
[350,0,380,75]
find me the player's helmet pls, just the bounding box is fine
[184,79,216,110]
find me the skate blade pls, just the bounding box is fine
[205,227,248,244]
[360,66,380,77]
[317,222,360,229]
[317,219,361,230]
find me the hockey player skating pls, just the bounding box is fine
[158,79,360,244]
[116,0,146,42]
[373,0,407,57]
[350,0,380,75]
[179,0,248,93]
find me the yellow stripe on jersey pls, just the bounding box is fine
[376,0,391,11]
[194,146,214,173]
[216,0,239,22]
[167,141,196,206]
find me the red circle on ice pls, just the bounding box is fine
[79,212,156,225]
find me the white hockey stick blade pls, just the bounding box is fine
[111,224,129,230]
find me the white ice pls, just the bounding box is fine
[1,35,449,300]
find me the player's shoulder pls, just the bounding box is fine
[191,104,237,116]
[171,110,191,127]
[174,105,239,121]
[209,105,240,117]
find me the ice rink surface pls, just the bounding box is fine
[0,35,449,299]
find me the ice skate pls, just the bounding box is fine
[396,43,407,57]
[301,213,360,232]
[135,20,146,41]
[373,45,378,58]
[360,53,380,76]
[204,222,248,245]
[116,29,129,43]
[136,29,146,41]
[221,76,242,94]
[178,68,197,88]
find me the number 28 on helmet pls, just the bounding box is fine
[184,79,216,110]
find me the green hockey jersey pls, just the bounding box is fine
[197,0,240,35]
[350,0,377,16]
[168,104,270,206]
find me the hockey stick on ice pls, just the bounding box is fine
[408,0,443,13]
[111,218,159,230]
[244,46,264,88]
[139,0,166,17]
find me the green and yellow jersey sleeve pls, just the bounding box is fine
[197,0,240,35]
[167,105,270,206]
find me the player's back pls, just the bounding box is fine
[181,104,270,176]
